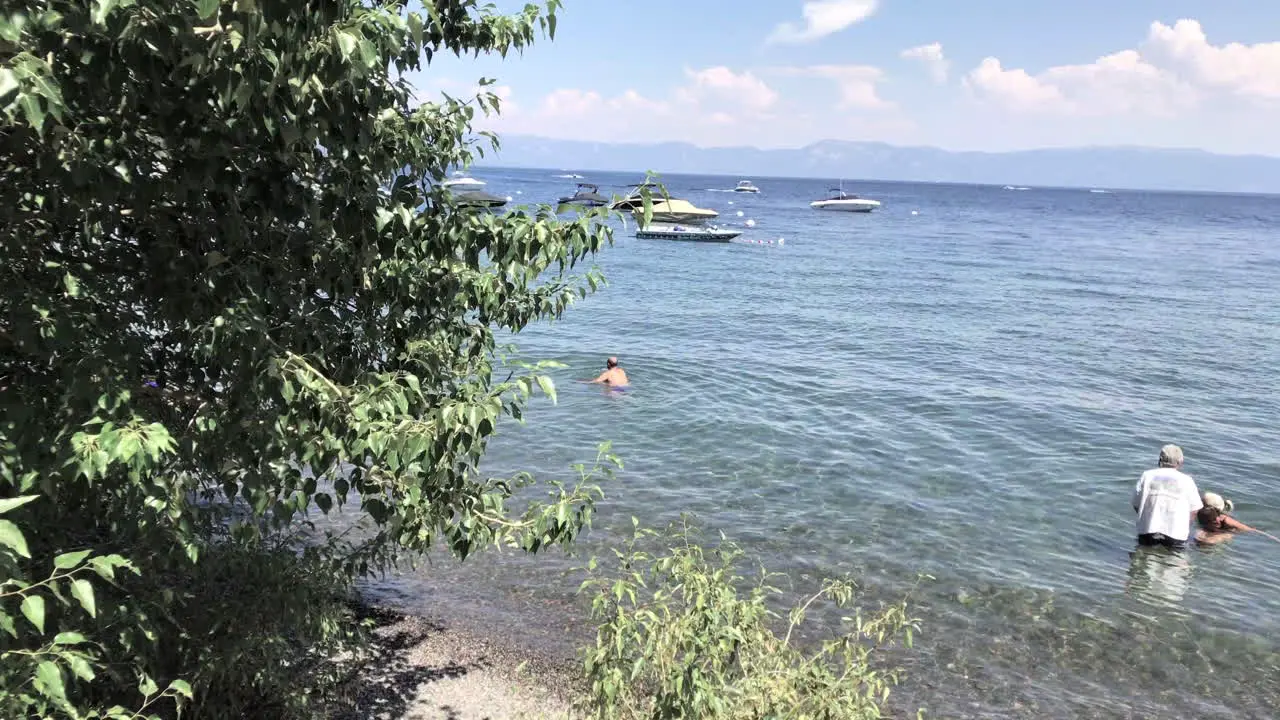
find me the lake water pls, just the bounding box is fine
[365,169,1280,718]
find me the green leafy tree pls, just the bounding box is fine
[1,0,612,716]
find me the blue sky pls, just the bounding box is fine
[409,1,1280,155]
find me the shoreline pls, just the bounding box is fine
[332,602,580,720]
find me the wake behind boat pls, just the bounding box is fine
[810,187,881,212]
[635,222,741,242]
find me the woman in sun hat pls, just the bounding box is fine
[1195,491,1257,545]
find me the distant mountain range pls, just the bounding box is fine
[481,135,1280,194]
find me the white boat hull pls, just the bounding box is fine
[810,199,880,212]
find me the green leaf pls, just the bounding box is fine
[357,38,378,69]
[70,578,96,617]
[0,519,30,558]
[138,673,158,697]
[167,679,193,699]
[21,594,46,633]
[314,493,333,514]
[54,632,88,646]
[54,549,92,569]
[34,661,65,702]
[88,554,131,581]
[18,93,44,131]
[67,654,96,681]
[63,272,80,297]
[334,30,357,60]
[536,375,557,403]
[0,613,15,638]
[0,495,38,515]
[192,0,219,20]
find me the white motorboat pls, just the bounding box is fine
[733,180,760,193]
[442,171,486,188]
[635,223,741,242]
[809,187,880,212]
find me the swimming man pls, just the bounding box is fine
[588,356,630,387]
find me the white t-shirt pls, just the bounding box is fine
[1132,467,1203,541]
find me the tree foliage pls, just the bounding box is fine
[1,0,613,716]
[580,521,923,720]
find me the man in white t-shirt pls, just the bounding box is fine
[1132,444,1203,549]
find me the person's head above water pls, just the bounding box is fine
[1202,491,1234,514]
[606,356,619,369]
[1158,444,1184,469]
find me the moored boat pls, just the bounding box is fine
[558,183,608,207]
[632,198,719,224]
[442,170,486,188]
[809,187,880,212]
[635,223,741,242]
[452,190,507,208]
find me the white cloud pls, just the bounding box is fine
[676,66,779,112]
[767,0,878,45]
[964,58,1068,112]
[473,62,911,147]
[776,64,893,110]
[1142,19,1280,99]
[964,19,1278,116]
[901,42,949,83]
[539,88,604,116]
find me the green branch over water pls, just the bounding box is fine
[1,0,612,716]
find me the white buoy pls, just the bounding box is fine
[516,190,523,195]
[506,195,514,201]
[911,210,919,215]
[745,218,756,227]
[736,210,745,217]
[728,200,734,205]
[778,238,785,245]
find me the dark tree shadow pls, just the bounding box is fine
[328,606,494,720]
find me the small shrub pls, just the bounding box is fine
[578,521,923,720]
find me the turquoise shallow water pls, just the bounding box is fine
[363,169,1280,718]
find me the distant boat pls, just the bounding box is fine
[553,172,586,179]
[452,190,507,208]
[635,223,741,242]
[810,187,881,212]
[442,170,485,188]
[733,180,761,193]
[558,183,608,207]
[1089,189,1111,194]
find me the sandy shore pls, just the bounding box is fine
[332,606,579,720]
